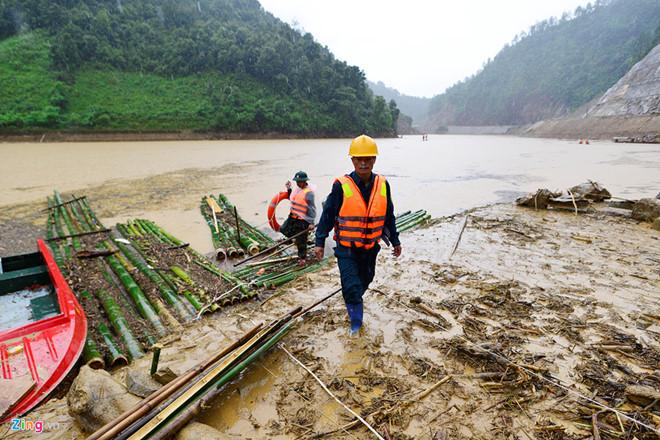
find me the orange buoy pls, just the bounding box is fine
[267,191,289,232]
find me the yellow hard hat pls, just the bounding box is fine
[349,134,378,157]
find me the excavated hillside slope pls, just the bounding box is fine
[519,43,660,140]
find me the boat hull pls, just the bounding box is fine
[0,240,86,422]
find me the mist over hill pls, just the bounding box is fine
[367,80,430,126]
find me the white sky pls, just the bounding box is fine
[258,0,591,98]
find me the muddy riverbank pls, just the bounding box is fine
[3,202,658,439]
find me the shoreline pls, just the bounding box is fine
[0,131,398,143]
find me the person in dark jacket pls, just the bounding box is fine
[315,135,401,335]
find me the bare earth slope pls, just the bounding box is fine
[520,44,660,140]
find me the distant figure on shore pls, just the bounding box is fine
[422,134,428,141]
[578,138,590,144]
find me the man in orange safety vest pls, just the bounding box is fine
[281,171,316,265]
[315,135,402,336]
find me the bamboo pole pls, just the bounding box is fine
[448,215,468,260]
[95,288,145,360]
[217,194,274,247]
[54,191,82,251]
[147,323,293,440]
[116,310,299,439]
[98,322,128,367]
[233,226,314,267]
[281,345,385,440]
[88,322,265,440]
[45,204,66,270]
[126,321,294,440]
[114,238,193,322]
[82,337,105,370]
[105,253,167,337]
[79,291,105,369]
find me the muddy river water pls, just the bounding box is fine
[1,135,658,255]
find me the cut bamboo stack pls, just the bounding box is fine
[87,308,299,440]
[200,194,275,260]
[44,191,252,370]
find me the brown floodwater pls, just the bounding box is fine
[2,135,659,254]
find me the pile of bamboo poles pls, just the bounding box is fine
[88,307,300,440]
[229,209,429,290]
[117,218,256,310]
[200,194,274,260]
[395,209,430,233]
[233,256,330,289]
[44,192,253,370]
[47,191,167,368]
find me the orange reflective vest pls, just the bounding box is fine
[290,187,312,221]
[334,174,387,249]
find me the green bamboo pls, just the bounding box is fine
[113,238,194,322]
[95,288,145,360]
[125,220,145,237]
[54,191,82,251]
[98,322,128,366]
[396,212,427,230]
[160,272,204,312]
[105,254,168,337]
[145,321,292,438]
[74,198,99,231]
[217,194,274,246]
[80,197,105,228]
[140,220,179,245]
[46,208,66,270]
[398,214,431,232]
[170,265,194,285]
[68,200,92,233]
[182,291,204,311]
[79,291,105,368]
[199,198,228,250]
[50,197,71,259]
[134,220,170,244]
[82,337,105,369]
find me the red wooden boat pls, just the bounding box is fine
[0,239,86,423]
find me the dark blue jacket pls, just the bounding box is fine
[315,171,400,249]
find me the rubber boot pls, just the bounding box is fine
[345,302,363,336]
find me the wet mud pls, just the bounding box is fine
[5,203,658,439]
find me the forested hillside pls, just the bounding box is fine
[0,0,399,136]
[425,0,660,129]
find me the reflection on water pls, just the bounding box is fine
[1,136,658,253]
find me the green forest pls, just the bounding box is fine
[0,0,399,136]
[427,0,660,128]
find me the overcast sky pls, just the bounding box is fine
[258,0,590,98]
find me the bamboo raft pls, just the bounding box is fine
[200,194,275,260]
[45,192,251,370]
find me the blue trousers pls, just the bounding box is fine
[334,244,380,305]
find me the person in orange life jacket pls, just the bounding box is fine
[314,135,402,335]
[281,171,316,266]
